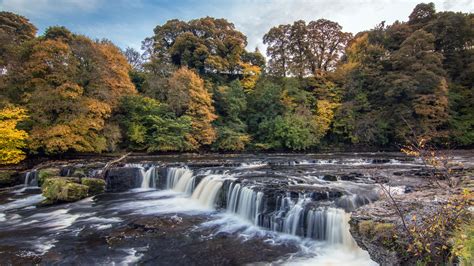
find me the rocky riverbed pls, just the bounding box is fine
[0,151,472,265]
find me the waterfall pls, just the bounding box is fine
[136,164,361,248]
[306,208,355,246]
[140,166,157,189]
[166,167,195,194]
[24,170,38,187]
[223,182,357,247]
[282,197,306,235]
[191,175,224,208]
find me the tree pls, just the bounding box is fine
[212,80,250,151]
[0,12,36,68]
[390,29,449,138]
[288,20,309,78]
[307,19,352,72]
[263,24,291,77]
[123,47,143,70]
[408,2,436,28]
[146,17,247,75]
[17,29,135,154]
[167,68,217,148]
[264,19,351,77]
[258,114,319,150]
[116,95,193,152]
[0,106,28,164]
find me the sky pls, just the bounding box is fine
[1,0,473,54]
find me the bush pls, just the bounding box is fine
[452,219,474,265]
[42,177,88,203]
[81,177,106,195]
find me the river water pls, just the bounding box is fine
[1,152,471,265]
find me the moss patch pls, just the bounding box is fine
[42,177,88,203]
[81,177,106,195]
[358,220,397,247]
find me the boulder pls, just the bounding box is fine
[340,172,364,181]
[42,177,89,203]
[38,168,61,186]
[105,167,143,192]
[322,175,338,181]
[81,177,106,195]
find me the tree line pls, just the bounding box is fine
[0,2,472,164]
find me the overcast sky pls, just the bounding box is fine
[1,0,472,54]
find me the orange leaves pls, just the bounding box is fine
[168,68,217,148]
[57,82,84,99]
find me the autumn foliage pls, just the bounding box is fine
[0,3,472,161]
[0,106,28,164]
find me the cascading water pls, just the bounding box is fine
[24,170,38,187]
[222,182,360,247]
[140,166,157,189]
[166,167,195,194]
[191,174,225,208]
[306,207,355,246]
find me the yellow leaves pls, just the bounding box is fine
[314,99,340,138]
[0,106,28,165]
[239,62,261,92]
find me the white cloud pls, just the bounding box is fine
[214,0,474,54]
[0,0,103,17]
[1,0,472,55]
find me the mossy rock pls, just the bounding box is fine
[42,177,88,203]
[38,168,61,186]
[81,177,105,195]
[72,168,87,178]
[0,171,16,187]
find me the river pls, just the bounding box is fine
[1,152,471,265]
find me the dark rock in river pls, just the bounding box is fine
[323,174,338,181]
[340,172,364,181]
[106,167,142,192]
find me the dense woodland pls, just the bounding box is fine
[0,3,473,164]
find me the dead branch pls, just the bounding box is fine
[98,152,131,179]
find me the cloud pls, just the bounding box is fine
[0,0,103,17]
[1,0,472,55]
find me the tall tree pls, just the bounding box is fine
[307,19,352,72]
[263,24,291,77]
[212,81,251,151]
[123,47,144,71]
[167,68,217,148]
[146,17,247,75]
[17,28,136,154]
[288,20,309,78]
[264,19,351,77]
